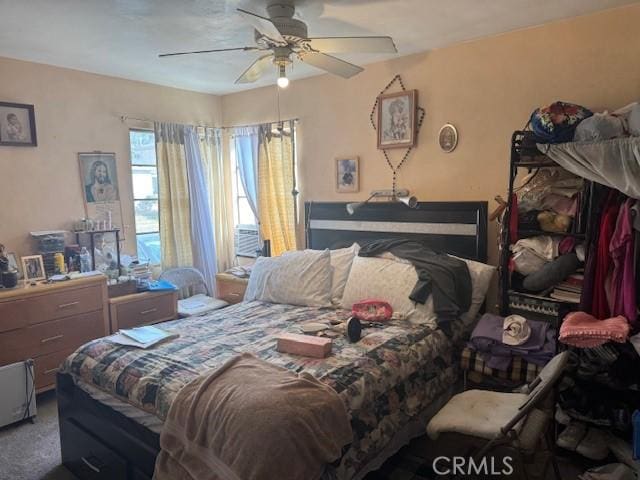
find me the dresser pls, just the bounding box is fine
[215,272,249,305]
[108,290,178,332]
[0,276,109,392]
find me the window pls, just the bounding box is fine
[129,130,161,264]
[230,140,257,227]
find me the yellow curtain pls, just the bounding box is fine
[257,123,298,256]
[200,128,236,271]
[155,123,193,268]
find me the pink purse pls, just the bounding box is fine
[352,299,393,322]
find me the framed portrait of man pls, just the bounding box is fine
[377,90,417,150]
[78,152,124,236]
[0,102,37,147]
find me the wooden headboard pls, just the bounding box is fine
[305,201,488,263]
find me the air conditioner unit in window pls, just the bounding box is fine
[234,224,260,258]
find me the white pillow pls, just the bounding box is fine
[245,250,333,307]
[284,244,359,305]
[341,256,437,327]
[451,256,496,325]
[328,243,359,304]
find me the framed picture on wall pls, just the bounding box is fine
[0,102,37,147]
[78,152,124,237]
[21,255,46,282]
[377,90,417,150]
[336,157,359,193]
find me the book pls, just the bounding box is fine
[143,279,177,292]
[110,326,178,349]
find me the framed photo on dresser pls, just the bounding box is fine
[21,255,45,282]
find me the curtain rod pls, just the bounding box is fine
[220,118,299,130]
[119,114,299,131]
[119,115,218,130]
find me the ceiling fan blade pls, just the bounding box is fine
[237,8,286,45]
[159,46,258,58]
[235,55,274,84]
[299,52,363,79]
[306,36,397,54]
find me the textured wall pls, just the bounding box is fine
[0,57,222,257]
[221,4,640,308]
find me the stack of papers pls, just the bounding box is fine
[109,325,178,349]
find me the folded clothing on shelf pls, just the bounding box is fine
[468,313,556,371]
[559,311,630,348]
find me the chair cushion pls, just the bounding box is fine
[427,390,527,441]
[178,294,228,317]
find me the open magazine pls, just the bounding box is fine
[109,325,178,349]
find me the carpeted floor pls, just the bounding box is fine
[0,392,584,480]
[0,391,75,480]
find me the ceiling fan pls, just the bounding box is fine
[158,0,397,88]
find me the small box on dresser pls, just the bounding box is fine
[0,275,109,392]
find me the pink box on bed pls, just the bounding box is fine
[276,333,332,358]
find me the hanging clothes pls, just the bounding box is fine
[592,192,622,319]
[609,198,637,325]
[580,184,611,312]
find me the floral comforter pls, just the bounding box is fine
[61,301,465,479]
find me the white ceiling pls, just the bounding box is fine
[0,0,637,95]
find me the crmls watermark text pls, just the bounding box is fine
[432,456,514,476]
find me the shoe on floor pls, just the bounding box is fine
[557,421,587,451]
[555,405,571,426]
[576,428,610,461]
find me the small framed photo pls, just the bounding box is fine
[7,253,20,278]
[438,123,458,153]
[377,90,417,150]
[21,255,46,282]
[336,157,359,193]
[0,102,37,147]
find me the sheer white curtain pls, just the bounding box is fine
[201,128,235,272]
[233,126,260,222]
[184,126,218,294]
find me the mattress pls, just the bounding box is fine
[61,301,466,478]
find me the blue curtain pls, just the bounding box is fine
[184,126,218,294]
[234,126,260,222]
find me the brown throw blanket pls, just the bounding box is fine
[153,353,352,480]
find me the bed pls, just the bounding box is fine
[56,201,488,480]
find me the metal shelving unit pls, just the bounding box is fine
[498,131,594,322]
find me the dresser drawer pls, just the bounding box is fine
[110,292,176,331]
[0,310,104,366]
[217,280,247,305]
[0,298,31,333]
[34,347,75,390]
[28,284,103,325]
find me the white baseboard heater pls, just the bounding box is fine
[0,359,36,428]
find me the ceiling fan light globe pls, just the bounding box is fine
[277,75,290,88]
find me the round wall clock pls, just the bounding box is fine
[438,123,458,153]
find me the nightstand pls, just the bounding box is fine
[108,290,178,332]
[216,273,249,305]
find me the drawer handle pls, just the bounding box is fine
[44,367,59,375]
[58,301,80,309]
[228,293,241,297]
[81,456,101,474]
[41,334,64,344]
[140,308,158,315]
